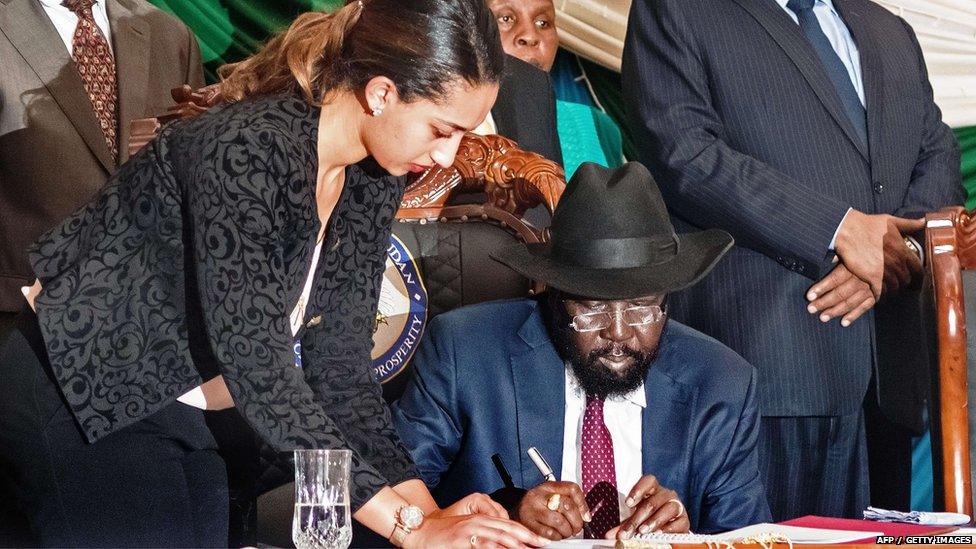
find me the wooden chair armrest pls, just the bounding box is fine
[926,205,973,515]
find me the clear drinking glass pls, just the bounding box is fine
[292,449,353,549]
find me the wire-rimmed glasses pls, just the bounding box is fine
[568,305,667,333]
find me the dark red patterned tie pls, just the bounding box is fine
[63,0,118,162]
[582,395,620,538]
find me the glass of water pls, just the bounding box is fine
[293,449,352,549]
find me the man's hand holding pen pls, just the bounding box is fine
[515,481,591,540]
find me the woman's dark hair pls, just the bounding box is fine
[218,0,505,104]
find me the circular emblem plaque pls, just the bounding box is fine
[371,234,428,384]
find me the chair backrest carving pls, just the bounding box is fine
[925,206,976,516]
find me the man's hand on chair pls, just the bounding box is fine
[806,211,925,325]
[832,210,925,298]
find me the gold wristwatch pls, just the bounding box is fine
[389,505,424,547]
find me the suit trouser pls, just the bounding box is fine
[758,412,869,522]
[0,311,229,547]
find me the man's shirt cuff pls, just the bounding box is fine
[828,207,854,250]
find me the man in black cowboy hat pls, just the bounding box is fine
[392,163,771,540]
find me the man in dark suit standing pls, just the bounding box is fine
[622,0,962,520]
[0,0,204,329]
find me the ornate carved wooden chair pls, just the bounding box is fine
[129,84,566,547]
[924,206,976,517]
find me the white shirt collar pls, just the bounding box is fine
[775,0,835,9]
[564,365,647,409]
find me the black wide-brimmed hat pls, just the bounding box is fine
[491,162,733,299]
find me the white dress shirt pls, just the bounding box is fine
[560,367,645,521]
[775,0,864,105]
[39,0,113,56]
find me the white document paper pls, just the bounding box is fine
[545,523,883,547]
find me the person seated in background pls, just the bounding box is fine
[486,0,625,177]
[478,54,563,166]
[392,162,772,541]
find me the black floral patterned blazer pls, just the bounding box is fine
[28,93,418,509]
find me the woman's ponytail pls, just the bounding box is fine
[217,0,504,107]
[217,1,365,103]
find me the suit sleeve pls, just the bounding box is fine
[623,0,849,279]
[695,366,771,533]
[179,128,390,511]
[541,70,564,166]
[300,190,420,489]
[895,17,964,217]
[184,26,205,89]
[390,316,464,489]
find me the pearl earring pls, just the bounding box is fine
[372,107,383,116]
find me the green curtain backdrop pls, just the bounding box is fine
[957,127,976,209]
[149,0,342,82]
[148,0,976,205]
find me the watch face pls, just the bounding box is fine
[400,505,424,529]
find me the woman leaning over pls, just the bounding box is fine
[0,0,548,547]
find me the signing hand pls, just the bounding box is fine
[515,481,591,541]
[806,263,876,327]
[606,475,690,540]
[404,513,550,549]
[833,211,925,298]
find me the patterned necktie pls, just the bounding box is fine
[786,0,867,146]
[63,0,118,162]
[581,395,620,538]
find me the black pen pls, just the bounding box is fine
[491,453,515,488]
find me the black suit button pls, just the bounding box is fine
[873,182,884,194]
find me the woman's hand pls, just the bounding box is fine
[438,492,509,520]
[404,513,551,549]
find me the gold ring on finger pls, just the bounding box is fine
[547,493,561,511]
[470,534,478,546]
[667,498,685,518]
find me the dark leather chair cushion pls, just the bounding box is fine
[380,221,530,404]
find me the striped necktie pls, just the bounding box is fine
[786,0,867,146]
[581,395,620,538]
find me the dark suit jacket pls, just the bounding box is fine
[0,0,205,311]
[622,0,963,423]
[493,55,563,166]
[28,94,418,510]
[392,298,771,534]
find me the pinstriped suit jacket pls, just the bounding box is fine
[622,0,963,420]
[0,0,204,311]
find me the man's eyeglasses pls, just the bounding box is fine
[568,305,667,333]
